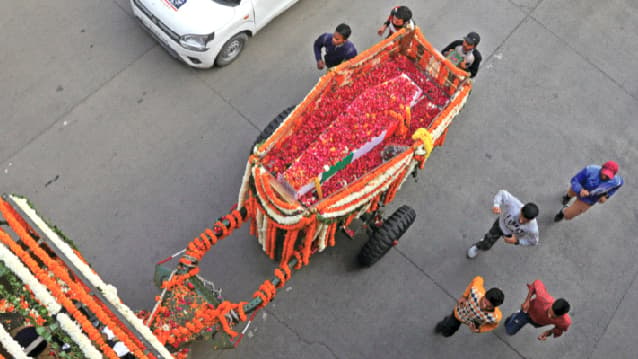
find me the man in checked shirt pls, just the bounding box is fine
[435,276,504,337]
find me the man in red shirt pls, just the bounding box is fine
[504,279,572,340]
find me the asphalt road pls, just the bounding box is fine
[2,0,638,358]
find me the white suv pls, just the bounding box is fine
[131,0,298,68]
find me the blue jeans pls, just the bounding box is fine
[505,311,541,335]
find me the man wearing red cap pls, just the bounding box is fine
[554,161,624,222]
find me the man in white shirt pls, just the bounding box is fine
[467,190,539,259]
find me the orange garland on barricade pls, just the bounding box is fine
[0,201,154,358]
[0,230,124,359]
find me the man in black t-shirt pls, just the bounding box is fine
[442,32,482,78]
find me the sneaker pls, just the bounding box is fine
[554,210,564,222]
[561,195,571,206]
[466,245,479,259]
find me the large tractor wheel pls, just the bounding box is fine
[358,205,416,267]
[252,106,295,151]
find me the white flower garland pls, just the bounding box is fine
[0,322,30,359]
[255,210,264,248]
[0,243,62,314]
[237,162,252,208]
[253,167,304,216]
[56,313,103,359]
[250,167,305,226]
[316,223,329,252]
[430,85,470,140]
[257,211,267,252]
[0,243,103,358]
[320,154,413,218]
[10,195,175,359]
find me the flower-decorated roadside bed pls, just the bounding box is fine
[240,27,472,268]
[0,194,174,359]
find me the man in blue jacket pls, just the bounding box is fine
[314,23,357,70]
[554,161,624,222]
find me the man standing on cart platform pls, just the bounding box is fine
[377,6,414,38]
[467,190,539,259]
[314,23,358,70]
[554,161,623,222]
[435,276,504,337]
[504,279,572,341]
[442,32,482,78]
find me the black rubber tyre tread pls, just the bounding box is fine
[358,205,416,266]
[253,106,295,150]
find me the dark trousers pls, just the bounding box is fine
[435,312,462,337]
[504,311,542,335]
[473,218,503,251]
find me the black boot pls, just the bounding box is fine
[561,194,571,205]
[554,209,564,222]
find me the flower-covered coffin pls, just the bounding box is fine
[280,74,422,199]
[239,27,472,264]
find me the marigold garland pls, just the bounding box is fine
[0,203,152,359]
[0,230,122,359]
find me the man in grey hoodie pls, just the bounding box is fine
[467,190,539,259]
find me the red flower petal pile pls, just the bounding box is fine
[282,74,421,191]
[264,54,451,206]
